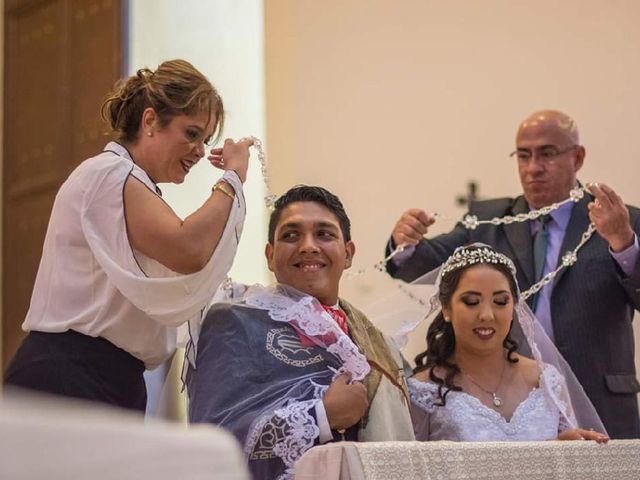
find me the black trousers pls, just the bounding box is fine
[4,330,147,412]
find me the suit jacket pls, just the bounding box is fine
[387,193,640,439]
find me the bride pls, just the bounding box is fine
[406,244,608,442]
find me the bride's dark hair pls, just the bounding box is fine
[413,247,520,406]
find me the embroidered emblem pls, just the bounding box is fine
[247,414,287,460]
[266,327,324,367]
[245,400,319,479]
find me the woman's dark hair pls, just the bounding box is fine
[413,246,520,406]
[101,59,224,144]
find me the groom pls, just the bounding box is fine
[187,186,413,480]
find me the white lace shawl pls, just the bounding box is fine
[227,284,371,480]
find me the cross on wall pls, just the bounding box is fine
[456,180,480,207]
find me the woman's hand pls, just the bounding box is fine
[557,428,609,443]
[208,137,254,183]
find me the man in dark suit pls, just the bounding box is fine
[386,110,640,439]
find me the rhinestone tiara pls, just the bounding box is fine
[440,245,517,278]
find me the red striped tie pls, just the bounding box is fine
[322,305,349,335]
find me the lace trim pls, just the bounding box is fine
[273,400,320,469]
[407,378,439,414]
[245,399,319,480]
[542,365,564,395]
[249,295,332,334]
[558,412,573,432]
[245,287,370,381]
[326,335,370,380]
[408,376,546,428]
[311,380,330,399]
[410,367,566,439]
[540,364,574,431]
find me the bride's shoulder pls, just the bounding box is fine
[408,368,444,396]
[513,355,566,387]
[539,362,566,386]
[411,366,450,384]
[513,354,542,386]
[408,369,441,412]
[412,368,432,383]
[513,354,538,370]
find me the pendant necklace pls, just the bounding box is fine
[463,360,507,408]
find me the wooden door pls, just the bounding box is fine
[3,0,123,367]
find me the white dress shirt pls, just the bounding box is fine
[23,142,245,369]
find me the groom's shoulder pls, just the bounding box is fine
[201,302,262,333]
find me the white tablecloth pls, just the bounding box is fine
[295,440,640,479]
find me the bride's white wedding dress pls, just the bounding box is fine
[409,364,575,441]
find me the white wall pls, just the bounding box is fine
[264,0,640,363]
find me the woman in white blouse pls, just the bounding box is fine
[4,59,251,411]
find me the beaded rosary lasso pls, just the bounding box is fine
[229,137,596,304]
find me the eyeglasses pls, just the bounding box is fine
[509,145,578,165]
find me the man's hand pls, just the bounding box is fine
[391,208,436,247]
[587,183,634,252]
[323,373,368,431]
